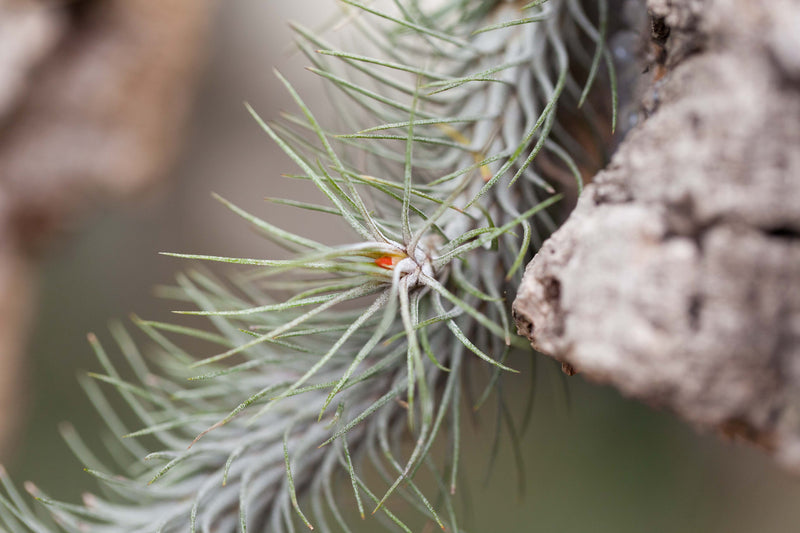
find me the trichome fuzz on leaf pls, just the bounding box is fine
[1,1,615,532]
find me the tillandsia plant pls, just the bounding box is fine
[1,0,615,531]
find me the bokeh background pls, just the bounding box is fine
[4,2,800,532]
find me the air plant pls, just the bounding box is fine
[0,0,614,531]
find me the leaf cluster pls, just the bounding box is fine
[0,1,614,531]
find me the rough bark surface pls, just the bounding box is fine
[0,0,211,456]
[513,0,800,471]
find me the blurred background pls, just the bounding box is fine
[2,1,800,531]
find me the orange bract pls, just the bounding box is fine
[375,255,397,269]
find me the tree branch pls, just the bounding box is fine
[514,0,800,472]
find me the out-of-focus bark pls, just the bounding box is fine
[514,0,800,472]
[0,241,34,457]
[0,0,212,457]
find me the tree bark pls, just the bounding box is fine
[513,0,800,471]
[0,0,212,457]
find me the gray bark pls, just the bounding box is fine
[513,0,800,471]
